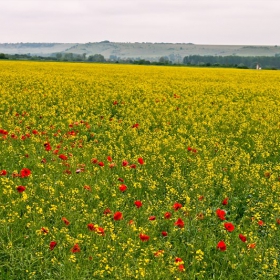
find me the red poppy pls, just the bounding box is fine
[0,170,7,176]
[44,143,52,151]
[130,164,136,169]
[164,212,172,219]
[16,185,26,193]
[84,185,92,191]
[134,200,142,208]
[217,241,226,251]
[187,146,192,151]
[198,195,204,201]
[149,216,156,221]
[239,234,247,242]
[103,208,111,215]
[87,224,105,235]
[20,168,31,178]
[222,197,229,205]
[216,208,226,220]
[62,217,70,226]
[178,264,185,271]
[161,231,168,237]
[132,123,139,128]
[96,227,105,236]
[71,243,81,253]
[113,100,118,105]
[224,222,235,232]
[174,218,184,228]
[0,129,8,135]
[49,241,57,250]
[113,211,123,221]
[87,223,95,231]
[248,243,256,249]
[139,233,150,241]
[118,178,124,183]
[119,184,127,192]
[258,220,264,226]
[107,156,112,162]
[59,154,68,160]
[122,160,129,167]
[173,202,182,211]
[68,130,76,136]
[276,218,280,225]
[175,257,183,263]
[91,158,98,164]
[138,158,144,165]
[154,250,164,257]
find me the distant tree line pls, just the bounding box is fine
[55,52,106,62]
[0,53,8,59]
[1,52,279,69]
[0,52,171,65]
[183,55,280,69]
[0,52,107,62]
[0,53,58,61]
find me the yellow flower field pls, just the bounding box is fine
[0,61,280,279]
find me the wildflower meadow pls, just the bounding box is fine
[0,60,280,279]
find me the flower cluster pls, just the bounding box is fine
[0,61,280,279]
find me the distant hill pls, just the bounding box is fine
[1,42,280,63]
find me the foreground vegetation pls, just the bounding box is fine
[0,61,280,279]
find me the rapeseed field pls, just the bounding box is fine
[0,61,280,279]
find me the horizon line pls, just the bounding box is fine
[0,41,279,46]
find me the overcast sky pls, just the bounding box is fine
[1,0,279,45]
